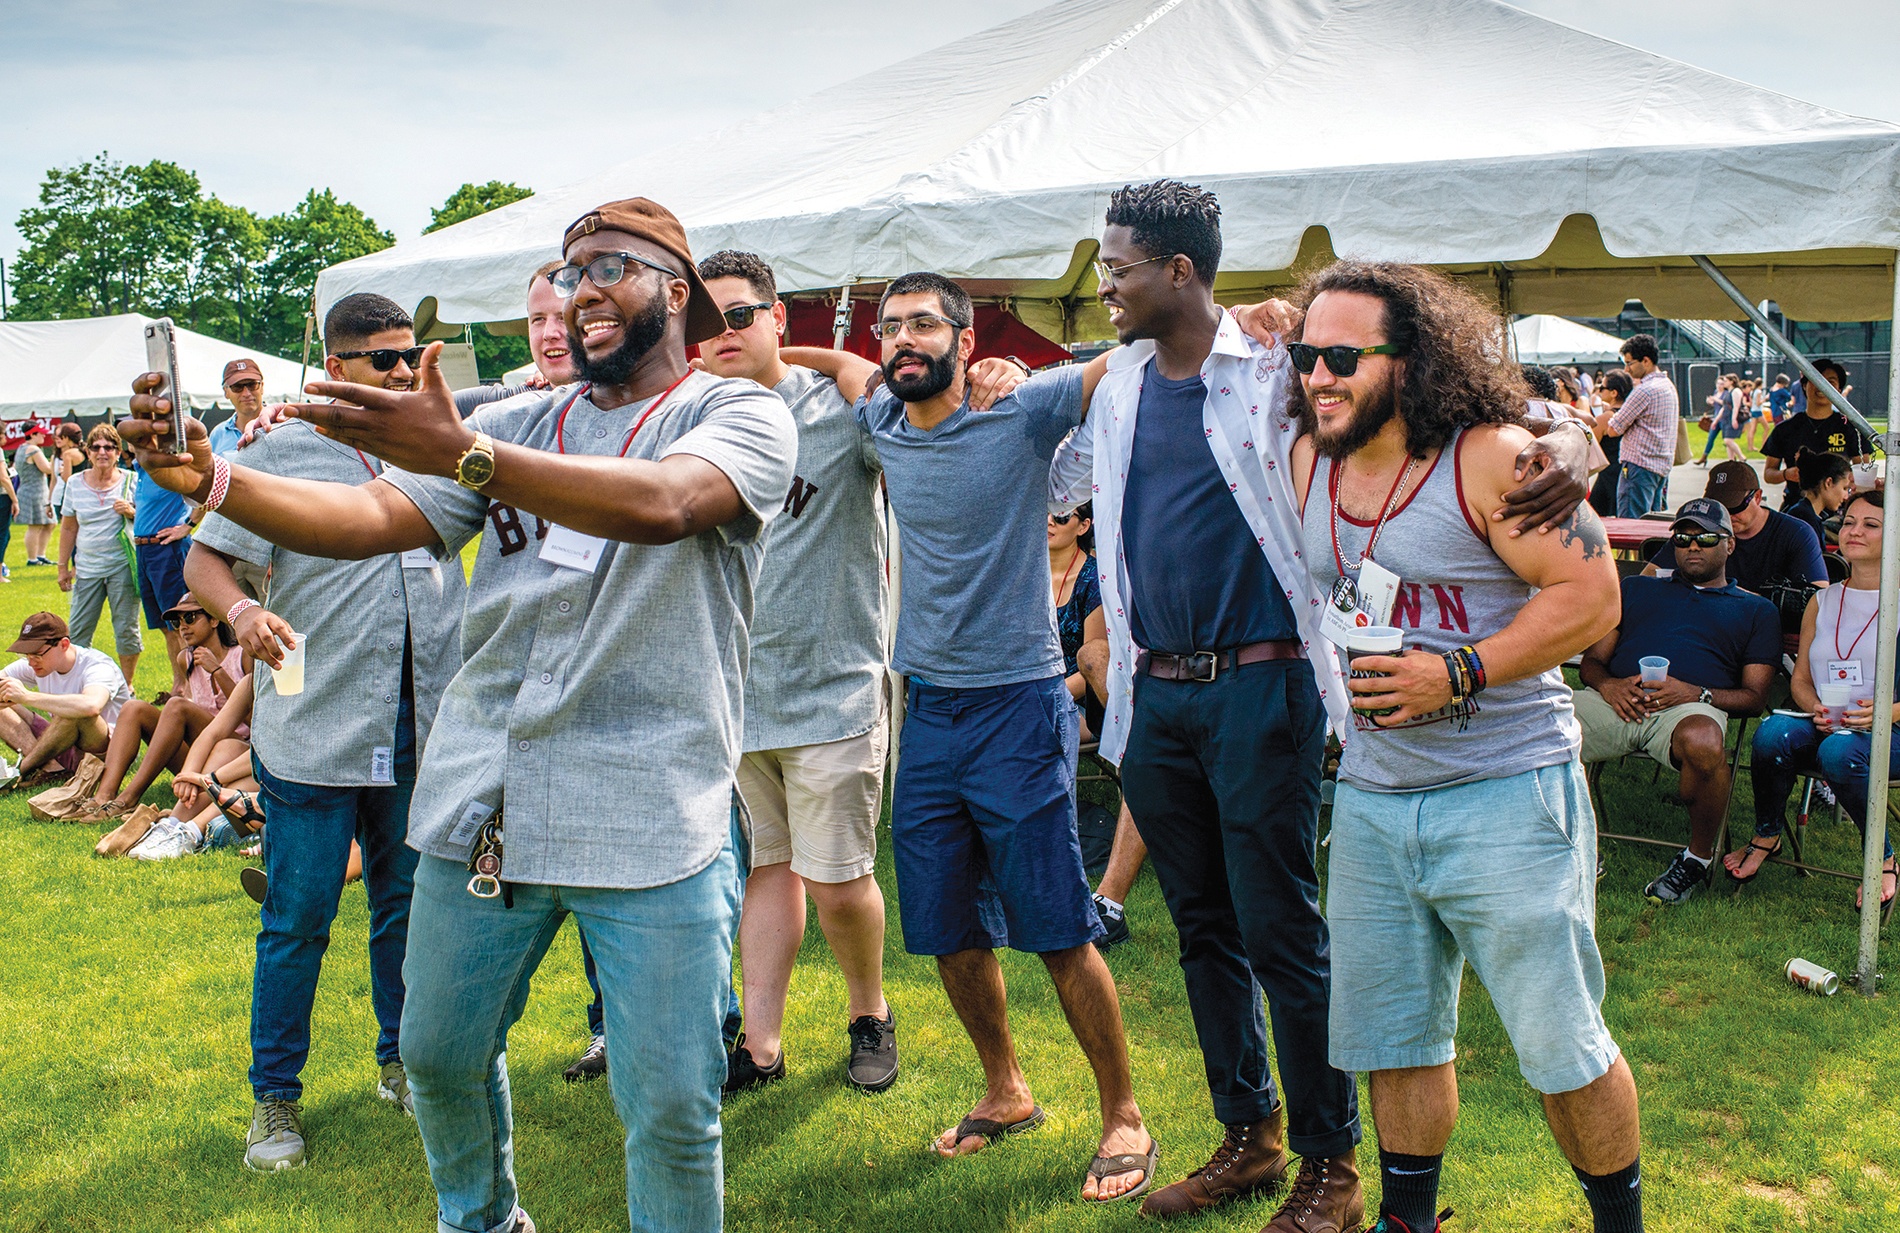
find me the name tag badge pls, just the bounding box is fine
[540,524,606,573]
[401,548,436,568]
[446,800,497,850]
[1826,659,1865,687]
[370,746,394,785]
[1321,559,1402,648]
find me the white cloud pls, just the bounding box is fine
[3,0,1896,294]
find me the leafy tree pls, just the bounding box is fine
[253,189,395,359]
[12,155,209,321]
[425,180,533,234]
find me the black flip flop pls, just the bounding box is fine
[1085,1136,1159,1204]
[943,1105,1046,1153]
[1727,837,1781,885]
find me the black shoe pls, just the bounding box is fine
[240,865,268,905]
[1093,893,1130,949]
[723,1033,785,1095]
[563,1034,607,1082]
[845,1009,898,1092]
[1644,852,1710,905]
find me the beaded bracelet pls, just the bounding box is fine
[226,598,258,627]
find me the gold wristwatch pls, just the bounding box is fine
[455,432,496,490]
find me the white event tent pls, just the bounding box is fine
[1510,316,1629,366]
[316,0,1900,983]
[0,314,305,422]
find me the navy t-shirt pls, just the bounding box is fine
[1649,508,1826,592]
[1121,360,1296,653]
[1605,574,1781,688]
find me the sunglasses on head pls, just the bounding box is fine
[721,302,775,331]
[1671,531,1726,549]
[1287,342,1407,377]
[334,347,425,373]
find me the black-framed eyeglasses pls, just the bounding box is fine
[1671,531,1726,549]
[1287,342,1407,377]
[334,347,425,373]
[721,302,776,331]
[869,313,965,342]
[547,251,677,298]
[165,611,210,630]
[1092,253,1176,284]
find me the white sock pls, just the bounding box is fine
[1682,848,1710,868]
[1096,894,1124,916]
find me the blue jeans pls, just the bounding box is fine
[401,821,743,1233]
[1750,713,1896,859]
[582,908,743,1049]
[250,710,418,1101]
[1615,463,1669,518]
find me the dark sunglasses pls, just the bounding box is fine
[1287,341,1406,376]
[165,610,210,630]
[1671,531,1726,549]
[1049,512,1086,525]
[547,251,677,298]
[87,443,118,452]
[225,380,262,393]
[334,347,425,373]
[721,302,776,331]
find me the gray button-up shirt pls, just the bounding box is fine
[384,370,797,890]
[743,366,887,753]
[195,422,468,787]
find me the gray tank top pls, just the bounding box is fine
[1304,430,1580,792]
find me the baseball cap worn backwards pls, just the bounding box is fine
[1672,497,1734,537]
[9,611,68,654]
[562,197,726,346]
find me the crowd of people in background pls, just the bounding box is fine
[2,175,1896,1233]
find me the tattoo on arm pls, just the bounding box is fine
[1556,505,1609,560]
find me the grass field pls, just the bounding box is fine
[0,538,1896,1232]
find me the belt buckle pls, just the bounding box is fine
[1186,651,1218,682]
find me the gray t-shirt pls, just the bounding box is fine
[13,445,47,510]
[58,470,134,579]
[195,422,468,787]
[859,365,1085,688]
[384,370,798,890]
[744,366,887,752]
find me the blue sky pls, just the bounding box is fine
[2,0,1897,288]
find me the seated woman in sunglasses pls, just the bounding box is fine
[1728,488,1898,907]
[70,597,246,822]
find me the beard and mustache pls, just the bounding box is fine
[1307,365,1401,460]
[569,293,672,386]
[881,345,959,402]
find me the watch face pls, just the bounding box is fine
[460,453,495,487]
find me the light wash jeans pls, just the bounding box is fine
[400,820,743,1233]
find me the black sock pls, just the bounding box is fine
[1574,1156,1643,1233]
[1378,1148,1443,1231]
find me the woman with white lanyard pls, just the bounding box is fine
[1729,488,1897,907]
[57,422,143,684]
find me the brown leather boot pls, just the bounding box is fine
[1138,1108,1288,1218]
[1260,1150,1364,1233]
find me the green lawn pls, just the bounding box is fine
[0,540,1896,1232]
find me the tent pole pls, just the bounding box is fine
[1856,257,1900,994]
[832,279,855,350]
[1690,256,1877,442]
[1695,252,1889,989]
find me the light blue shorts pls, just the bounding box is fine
[1326,761,1621,1094]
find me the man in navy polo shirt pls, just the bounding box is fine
[1578,497,1780,905]
[130,441,196,695]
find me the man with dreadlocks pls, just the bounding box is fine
[1282,262,1639,1233]
[1049,181,1594,1232]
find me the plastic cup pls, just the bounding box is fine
[1816,681,1853,725]
[1638,656,1669,685]
[271,632,305,697]
[1346,626,1404,717]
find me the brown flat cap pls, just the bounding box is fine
[562,198,725,345]
[1705,460,1762,509]
[222,358,264,387]
[9,611,68,655]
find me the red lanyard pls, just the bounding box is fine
[354,449,380,479]
[1330,452,1422,577]
[1834,586,1878,661]
[1052,546,1083,605]
[554,374,691,457]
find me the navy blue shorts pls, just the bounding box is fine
[891,675,1102,956]
[136,537,191,629]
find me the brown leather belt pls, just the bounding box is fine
[133,535,171,546]
[1138,640,1304,682]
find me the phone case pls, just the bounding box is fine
[142,318,190,449]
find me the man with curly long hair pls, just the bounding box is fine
[1283,261,1641,1233]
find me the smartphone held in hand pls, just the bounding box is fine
[142,318,190,452]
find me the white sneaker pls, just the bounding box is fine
[0,760,18,787]
[130,818,205,861]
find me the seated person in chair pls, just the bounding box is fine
[1727,489,1897,908]
[1785,451,1853,549]
[1646,460,1827,595]
[1578,497,1780,905]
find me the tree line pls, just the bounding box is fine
[7,156,534,377]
